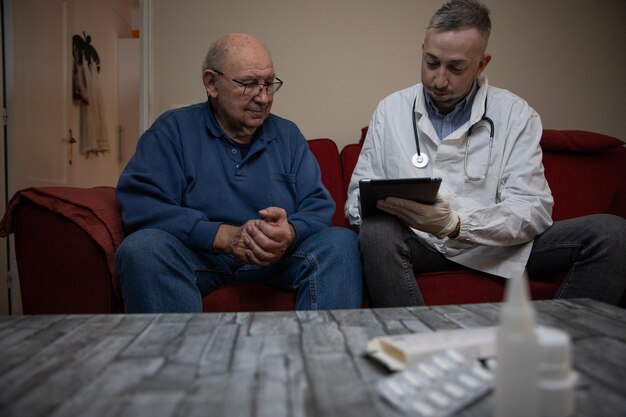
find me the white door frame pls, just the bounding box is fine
[139,0,150,133]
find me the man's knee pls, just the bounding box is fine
[581,214,626,243]
[360,213,394,239]
[323,227,359,250]
[293,227,362,309]
[118,229,173,255]
[116,229,184,275]
[359,213,408,254]
[300,227,358,254]
[593,213,626,232]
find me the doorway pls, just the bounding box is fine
[0,0,140,314]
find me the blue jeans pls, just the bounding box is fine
[116,227,363,313]
[360,213,626,306]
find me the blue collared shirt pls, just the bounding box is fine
[116,101,334,254]
[424,81,478,140]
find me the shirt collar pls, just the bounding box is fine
[424,80,479,118]
[203,100,277,145]
[204,100,227,138]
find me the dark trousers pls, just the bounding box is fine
[359,213,626,307]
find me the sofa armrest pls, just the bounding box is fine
[1,186,125,297]
[11,201,123,313]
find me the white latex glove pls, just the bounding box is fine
[377,194,460,239]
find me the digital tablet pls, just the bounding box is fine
[359,177,442,218]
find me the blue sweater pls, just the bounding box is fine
[116,101,334,255]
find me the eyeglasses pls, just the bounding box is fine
[212,69,283,96]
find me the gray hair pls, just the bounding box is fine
[428,0,491,43]
[201,38,228,73]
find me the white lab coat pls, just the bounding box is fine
[345,76,554,279]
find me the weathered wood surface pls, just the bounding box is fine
[0,299,624,417]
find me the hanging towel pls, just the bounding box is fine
[76,60,110,156]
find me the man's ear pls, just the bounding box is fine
[203,70,219,98]
[476,53,492,77]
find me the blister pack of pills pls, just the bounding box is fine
[375,349,493,417]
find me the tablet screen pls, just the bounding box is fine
[359,177,442,218]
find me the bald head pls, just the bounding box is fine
[201,33,277,143]
[202,33,272,73]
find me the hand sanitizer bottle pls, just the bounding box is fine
[494,270,540,417]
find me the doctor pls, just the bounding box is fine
[346,0,626,306]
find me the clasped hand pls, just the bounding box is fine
[224,207,295,266]
[376,194,459,239]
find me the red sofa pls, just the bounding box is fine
[1,129,625,313]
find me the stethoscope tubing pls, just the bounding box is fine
[412,94,495,181]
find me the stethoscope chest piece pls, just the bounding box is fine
[411,152,429,168]
[411,96,429,169]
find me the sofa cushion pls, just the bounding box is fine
[340,143,362,195]
[202,283,295,312]
[541,129,625,153]
[417,270,562,305]
[359,126,368,144]
[542,136,626,220]
[307,138,348,227]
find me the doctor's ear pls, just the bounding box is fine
[476,54,492,76]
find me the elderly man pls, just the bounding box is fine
[116,33,362,312]
[346,0,626,306]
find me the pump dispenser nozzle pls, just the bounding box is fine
[499,268,536,330]
[494,270,540,417]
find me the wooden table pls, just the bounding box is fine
[0,299,624,417]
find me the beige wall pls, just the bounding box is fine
[148,0,626,149]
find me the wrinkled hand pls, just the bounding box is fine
[215,207,295,266]
[377,195,459,239]
[243,207,295,266]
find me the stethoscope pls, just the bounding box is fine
[411,96,495,181]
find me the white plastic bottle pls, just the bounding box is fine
[493,270,540,417]
[536,326,577,417]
